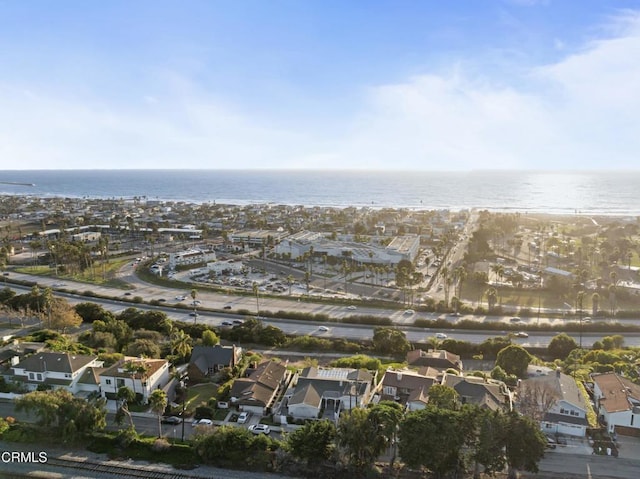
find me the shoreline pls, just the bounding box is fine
[1,193,640,219]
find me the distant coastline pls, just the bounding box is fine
[1,169,640,216]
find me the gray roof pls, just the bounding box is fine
[444,374,509,411]
[521,372,586,411]
[190,345,239,373]
[14,352,96,374]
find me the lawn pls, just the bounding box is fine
[186,383,217,409]
[15,258,133,288]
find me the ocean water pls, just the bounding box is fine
[1,169,639,216]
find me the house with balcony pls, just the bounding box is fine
[592,372,640,435]
[7,351,102,394]
[285,367,375,420]
[99,357,170,404]
[379,367,442,411]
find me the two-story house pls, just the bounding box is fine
[229,360,292,415]
[285,367,374,420]
[520,370,589,437]
[444,374,512,412]
[99,357,170,403]
[188,345,242,381]
[407,349,463,373]
[592,372,640,435]
[8,351,102,394]
[379,368,442,411]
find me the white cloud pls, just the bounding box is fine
[2,11,640,170]
[332,11,640,170]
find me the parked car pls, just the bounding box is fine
[221,321,233,326]
[404,309,415,315]
[248,424,271,435]
[189,312,199,317]
[237,412,249,424]
[515,331,529,338]
[192,418,213,426]
[217,401,229,409]
[509,317,522,323]
[318,325,330,332]
[161,416,182,425]
[546,436,557,449]
[346,305,357,310]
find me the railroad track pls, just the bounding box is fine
[46,456,205,479]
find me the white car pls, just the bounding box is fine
[248,424,271,435]
[404,309,415,315]
[237,412,249,424]
[346,305,357,310]
[192,418,213,426]
[318,325,330,332]
[435,332,448,339]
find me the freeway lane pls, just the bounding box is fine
[4,274,640,348]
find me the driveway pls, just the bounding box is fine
[615,435,640,459]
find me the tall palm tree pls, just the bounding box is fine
[190,289,198,324]
[591,292,600,317]
[252,282,260,318]
[486,287,498,312]
[149,389,168,438]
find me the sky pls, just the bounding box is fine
[1,0,640,171]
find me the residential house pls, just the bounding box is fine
[379,367,441,411]
[7,351,102,394]
[100,356,170,403]
[592,372,640,435]
[443,374,512,411]
[188,345,242,381]
[520,370,589,437]
[286,367,374,420]
[407,349,463,373]
[229,360,291,415]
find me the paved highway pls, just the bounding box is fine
[4,273,640,348]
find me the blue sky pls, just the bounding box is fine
[1,0,640,170]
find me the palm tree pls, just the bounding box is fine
[287,275,294,296]
[591,292,600,317]
[116,386,136,430]
[149,389,168,438]
[252,282,260,318]
[486,287,498,312]
[190,288,198,324]
[170,329,192,361]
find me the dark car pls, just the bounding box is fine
[221,321,233,326]
[161,416,182,425]
[223,305,232,310]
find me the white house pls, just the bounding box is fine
[99,357,170,403]
[8,352,103,394]
[520,370,589,437]
[286,367,374,420]
[592,372,640,435]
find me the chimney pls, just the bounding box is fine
[397,372,403,381]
